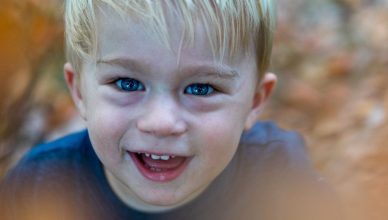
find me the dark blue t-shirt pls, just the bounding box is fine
[0,121,341,220]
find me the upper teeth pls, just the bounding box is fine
[143,153,173,161]
[151,154,160,160]
[160,155,170,160]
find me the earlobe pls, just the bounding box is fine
[244,72,277,131]
[64,63,87,120]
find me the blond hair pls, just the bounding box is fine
[65,0,276,79]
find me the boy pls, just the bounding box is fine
[0,1,341,219]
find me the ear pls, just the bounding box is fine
[244,72,277,130]
[64,63,87,120]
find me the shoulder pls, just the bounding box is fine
[1,129,90,181]
[0,130,94,219]
[237,121,329,190]
[21,129,90,163]
[0,129,92,190]
[13,129,93,176]
[233,121,343,220]
[241,120,304,145]
[239,121,311,173]
[7,129,92,179]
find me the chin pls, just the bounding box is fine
[143,195,181,206]
[139,190,186,208]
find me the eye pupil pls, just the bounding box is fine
[123,79,137,90]
[193,85,208,95]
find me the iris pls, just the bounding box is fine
[185,84,214,96]
[115,78,145,92]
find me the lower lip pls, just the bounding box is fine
[128,152,191,182]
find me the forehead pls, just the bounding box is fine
[94,4,254,66]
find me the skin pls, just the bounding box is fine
[64,6,276,213]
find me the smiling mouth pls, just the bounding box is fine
[128,151,191,182]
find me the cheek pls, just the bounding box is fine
[86,105,130,164]
[197,113,244,169]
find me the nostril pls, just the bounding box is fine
[137,117,187,136]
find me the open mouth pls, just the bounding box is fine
[128,151,191,182]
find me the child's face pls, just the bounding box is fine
[65,8,276,212]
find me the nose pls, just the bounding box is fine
[136,96,187,137]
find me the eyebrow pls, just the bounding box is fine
[97,57,240,80]
[186,65,240,80]
[97,57,149,73]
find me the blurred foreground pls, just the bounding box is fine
[0,0,387,220]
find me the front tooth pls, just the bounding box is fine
[151,154,160,160]
[160,155,170,160]
[145,153,150,157]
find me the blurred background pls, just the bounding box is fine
[0,0,387,219]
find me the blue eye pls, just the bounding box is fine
[185,83,214,96]
[115,78,145,92]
